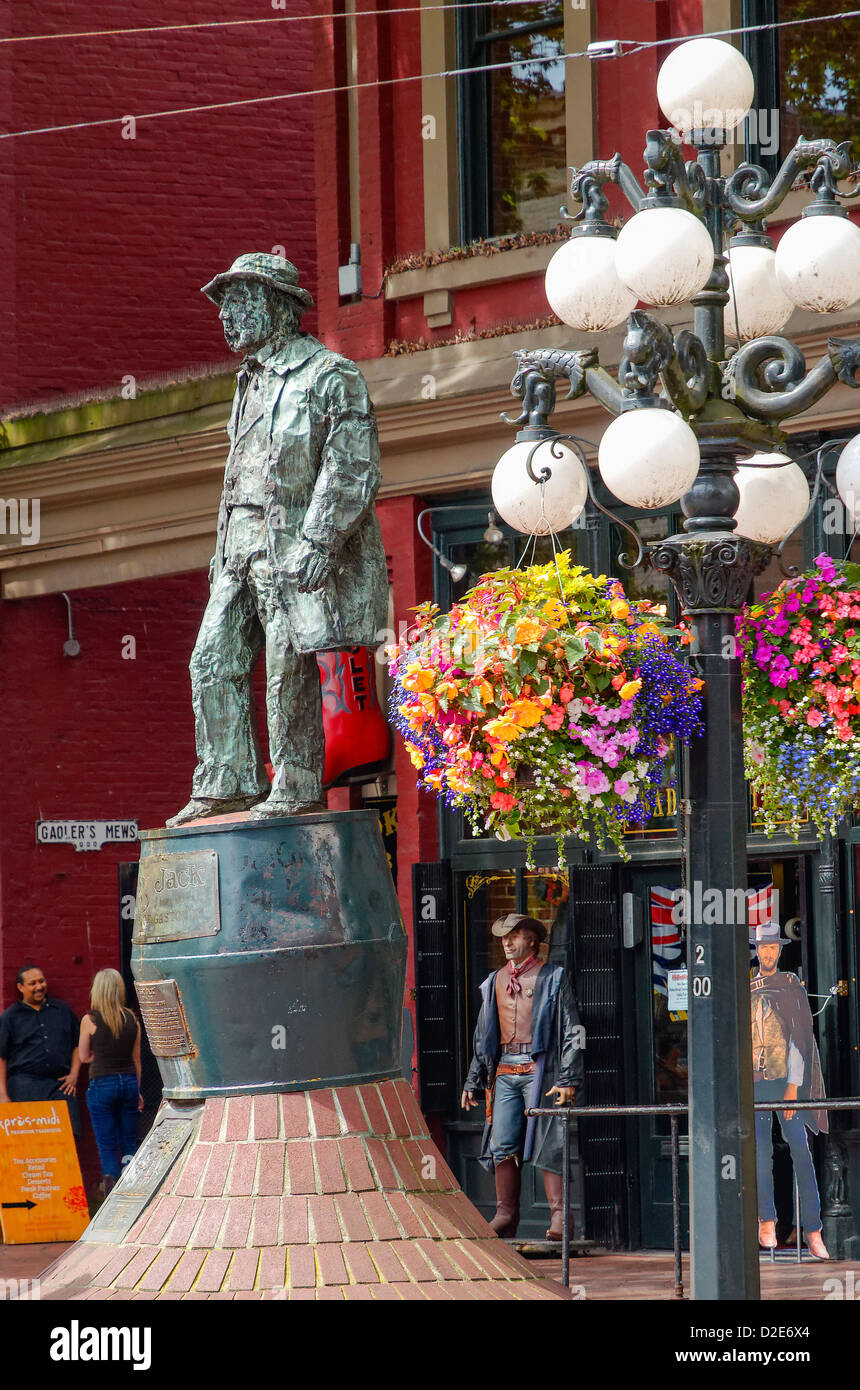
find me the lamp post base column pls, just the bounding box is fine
[650,532,769,1300]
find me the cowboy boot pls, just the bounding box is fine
[542,1169,571,1242]
[489,1158,521,1238]
[805,1228,830,1260]
[758,1219,777,1250]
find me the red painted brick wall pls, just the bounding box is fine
[0,573,207,1015]
[1,0,317,409]
[0,571,210,1186]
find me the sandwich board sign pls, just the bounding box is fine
[0,1101,90,1243]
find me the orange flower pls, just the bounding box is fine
[489,747,509,768]
[475,679,494,705]
[541,598,568,627]
[610,598,630,621]
[399,702,430,731]
[425,771,444,791]
[435,678,461,701]
[507,698,545,728]
[405,742,425,769]
[619,678,642,700]
[485,716,523,743]
[402,663,434,692]
[637,622,661,639]
[514,617,542,644]
[446,766,475,794]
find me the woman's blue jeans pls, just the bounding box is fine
[86,1074,140,1179]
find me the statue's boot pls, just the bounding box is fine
[489,1157,521,1238]
[166,795,263,827]
[758,1219,777,1249]
[805,1229,829,1260]
[542,1168,572,1242]
[249,794,325,821]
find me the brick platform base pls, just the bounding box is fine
[39,1079,567,1301]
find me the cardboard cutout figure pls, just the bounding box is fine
[750,921,829,1259]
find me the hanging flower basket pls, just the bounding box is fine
[389,552,704,861]
[737,553,860,837]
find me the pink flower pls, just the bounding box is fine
[542,705,565,731]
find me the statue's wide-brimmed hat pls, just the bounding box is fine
[201,253,314,309]
[751,920,790,948]
[491,912,547,944]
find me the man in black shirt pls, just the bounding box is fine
[0,965,81,1135]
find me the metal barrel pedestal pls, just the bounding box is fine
[40,812,569,1301]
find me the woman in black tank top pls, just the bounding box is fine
[78,969,142,1196]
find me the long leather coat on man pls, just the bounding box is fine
[465,962,584,1174]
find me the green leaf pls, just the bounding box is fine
[519,649,539,675]
[564,636,587,665]
[842,561,860,587]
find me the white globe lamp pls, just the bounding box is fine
[724,243,794,341]
[492,438,588,535]
[657,37,754,135]
[774,215,860,314]
[598,409,700,508]
[835,434,860,529]
[732,454,810,543]
[544,235,638,332]
[615,207,714,306]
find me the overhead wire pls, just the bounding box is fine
[4,2,860,48]
[0,2,583,45]
[1,7,859,141]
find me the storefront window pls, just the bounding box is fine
[777,0,860,151]
[462,871,519,1040]
[458,2,566,241]
[525,869,571,969]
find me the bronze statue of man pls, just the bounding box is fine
[168,253,388,826]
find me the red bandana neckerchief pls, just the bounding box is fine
[505,954,538,996]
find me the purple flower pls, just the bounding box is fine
[770,617,790,636]
[815,553,837,583]
[755,643,774,665]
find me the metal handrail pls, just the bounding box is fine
[526,1097,860,1296]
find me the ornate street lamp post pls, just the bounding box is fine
[493,36,860,1299]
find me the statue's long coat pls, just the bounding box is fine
[211,333,388,654]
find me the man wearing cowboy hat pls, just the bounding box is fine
[168,254,387,825]
[461,913,584,1241]
[751,920,828,1259]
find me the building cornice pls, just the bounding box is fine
[2,310,858,598]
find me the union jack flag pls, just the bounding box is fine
[747,882,776,962]
[651,886,684,998]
